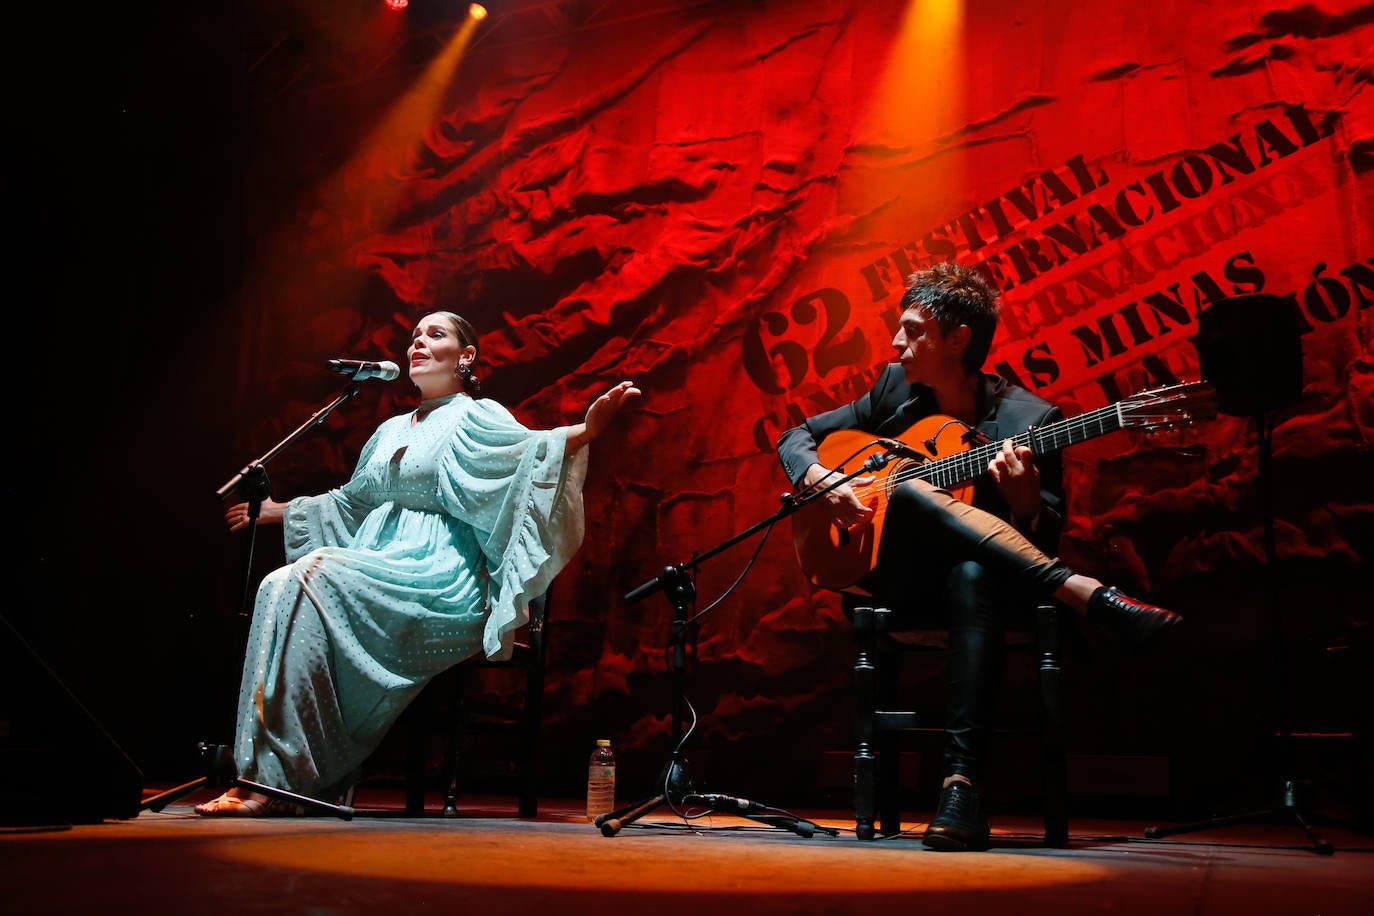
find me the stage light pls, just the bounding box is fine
[469,3,488,19]
[850,0,967,211]
[385,0,408,9]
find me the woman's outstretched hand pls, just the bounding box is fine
[585,381,641,438]
[568,381,641,452]
[225,497,286,533]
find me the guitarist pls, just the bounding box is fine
[776,262,1181,851]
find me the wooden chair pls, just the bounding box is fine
[850,596,1069,846]
[402,588,552,817]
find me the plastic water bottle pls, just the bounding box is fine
[586,739,616,821]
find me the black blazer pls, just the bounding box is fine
[776,364,1066,553]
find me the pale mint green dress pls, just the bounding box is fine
[233,392,588,798]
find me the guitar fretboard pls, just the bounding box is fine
[912,402,1124,489]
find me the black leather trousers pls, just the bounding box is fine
[864,480,1073,782]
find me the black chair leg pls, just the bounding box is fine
[1038,603,1069,847]
[403,692,432,815]
[853,606,879,841]
[516,647,544,818]
[851,599,1070,846]
[877,643,903,837]
[441,667,470,817]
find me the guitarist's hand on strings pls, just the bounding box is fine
[801,463,876,529]
[987,439,1042,529]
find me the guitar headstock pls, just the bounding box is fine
[1118,380,1219,432]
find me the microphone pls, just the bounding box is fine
[327,358,401,381]
[624,565,684,604]
[877,438,928,460]
[689,793,767,814]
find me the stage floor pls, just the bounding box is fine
[3,788,1371,914]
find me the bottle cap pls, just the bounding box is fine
[596,739,611,746]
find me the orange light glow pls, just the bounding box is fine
[469,3,488,19]
[385,0,408,10]
[237,6,483,330]
[848,0,967,227]
[213,821,1116,891]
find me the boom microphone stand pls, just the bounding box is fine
[594,445,906,838]
[217,378,366,618]
[141,374,375,819]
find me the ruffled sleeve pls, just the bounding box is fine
[436,399,588,660]
[282,424,387,562]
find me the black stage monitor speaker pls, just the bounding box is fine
[1,615,143,825]
[1195,294,1304,417]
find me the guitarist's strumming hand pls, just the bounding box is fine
[801,463,876,530]
[987,439,1041,529]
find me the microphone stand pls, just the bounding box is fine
[141,376,369,819]
[216,378,365,617]
[594,445,901,838]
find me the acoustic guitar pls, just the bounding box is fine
[791,380,1218,593]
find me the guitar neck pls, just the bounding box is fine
[914,402,1125,490]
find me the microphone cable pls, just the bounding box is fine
[687,519,776,626]
[792,439,889,497]
[679,436,894,628]
[642,441,895,828]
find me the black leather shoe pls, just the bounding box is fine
[922,781,990,851]
[1088,585,1181,650]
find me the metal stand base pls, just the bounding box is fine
[139,744,355,820]
[1145,779,1371,856]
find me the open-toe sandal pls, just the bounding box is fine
[194,792,304,818]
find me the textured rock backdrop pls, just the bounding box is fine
[21,0,1371,813]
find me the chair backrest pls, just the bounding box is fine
[524,588,550,650]
[499,586,552,664]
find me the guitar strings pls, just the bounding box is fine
[815,382,1211,505]
[839,402,1128,501]
[842,406,1204,500]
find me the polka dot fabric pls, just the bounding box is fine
[233,393,587,798]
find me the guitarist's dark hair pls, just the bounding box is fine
[900,262,1001,374]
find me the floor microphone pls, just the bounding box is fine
[690,793,766,814]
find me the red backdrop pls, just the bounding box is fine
[194,0,1373,806]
